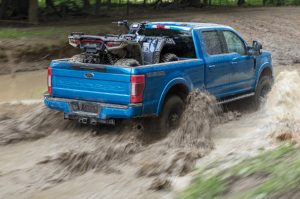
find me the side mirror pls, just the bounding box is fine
[252,40,262,55]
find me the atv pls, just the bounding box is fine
[68,21,179,67]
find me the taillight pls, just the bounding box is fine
[48,67,52,96]
[106,41,122,47]
[156,25,165,29]
[130,75,145,103]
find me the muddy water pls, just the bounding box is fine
[0,72,220,199]
[190,66,300,193]
[0,65,300,199]
[0,70,46,103]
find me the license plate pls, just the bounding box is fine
[81,103,99,113]
[70,102,99,113]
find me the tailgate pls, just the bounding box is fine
[51,60,132,105]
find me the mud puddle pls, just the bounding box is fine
[191,67,300,195]
[1,66,300,198]
[0,70,46,102]
[0,88,221,199]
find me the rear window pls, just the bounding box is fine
[139,28,196,58]
[202,31,223,55]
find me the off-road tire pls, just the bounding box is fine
[252,75,272,109]
[114,59,140,67]
[70,54,85,63]
[160,53,179,63]
[142,95,184,135]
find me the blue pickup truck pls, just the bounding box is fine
[44,22,273,132]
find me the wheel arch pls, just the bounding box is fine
[157,78,192,115]
[256,65,273,88]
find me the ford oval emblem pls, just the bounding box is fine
[84,73,94,78]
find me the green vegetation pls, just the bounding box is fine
[181,144,300,199]
[1,0,300,25]
[37,0,300,6]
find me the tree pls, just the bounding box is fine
[45,0,61,17]
[95,0,101,14]
[237,0,245,6]
[126,0,130,15]
[153,0,162,9]
[107,0,112,9]
[83,0,90,10]
[29,0,39,24]
[13,0,29,18]
[0,0,9,19]
[45,0,54,9]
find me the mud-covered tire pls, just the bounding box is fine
[252,75,272,109]
[114,59,140,67]
[142,95,184,135]
[160,53,179,63]
[70,54,85,63]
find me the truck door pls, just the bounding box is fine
[220,30,256,92]
[200,30,235,97]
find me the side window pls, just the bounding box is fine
[202,31,223,55]
[223,31,246,55]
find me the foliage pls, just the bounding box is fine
[180,144,300,199]
[0,0,299,23]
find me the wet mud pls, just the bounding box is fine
[0,89,220,198]
[1,7,300,199]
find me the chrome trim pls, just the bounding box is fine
[70,111,98,117]
[218,92,255,105]
[128,103,143,107]
[44,93,128,109]
[44,94,142,109]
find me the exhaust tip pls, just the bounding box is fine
[79,118,88,124]
[90,119,97,125]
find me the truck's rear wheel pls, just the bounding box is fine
[70,54,84,63]
[252,75,272,109]
[143,95,184,135]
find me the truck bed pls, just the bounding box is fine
[48,58,204,117]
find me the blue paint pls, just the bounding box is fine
[44,22,273,120]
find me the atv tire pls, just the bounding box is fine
[252,75,272,110]
[70,54,85,63]
[114,59,140,67]
[160,53,179,63]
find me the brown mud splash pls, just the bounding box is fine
[169,90,220,149]
[136,90,220,189]
[0,103,72,144]
[269,116,300,143]
[265,71,300,144]
[50,131,144,175]
[34,90,220,181]
[0,90,221,192]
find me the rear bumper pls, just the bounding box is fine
[43,93,143,120]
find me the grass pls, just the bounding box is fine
[180,144,300,199]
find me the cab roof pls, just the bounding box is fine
[146,22,231,31]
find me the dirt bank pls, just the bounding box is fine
[1,7,300,75]
[0,39,80,75]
